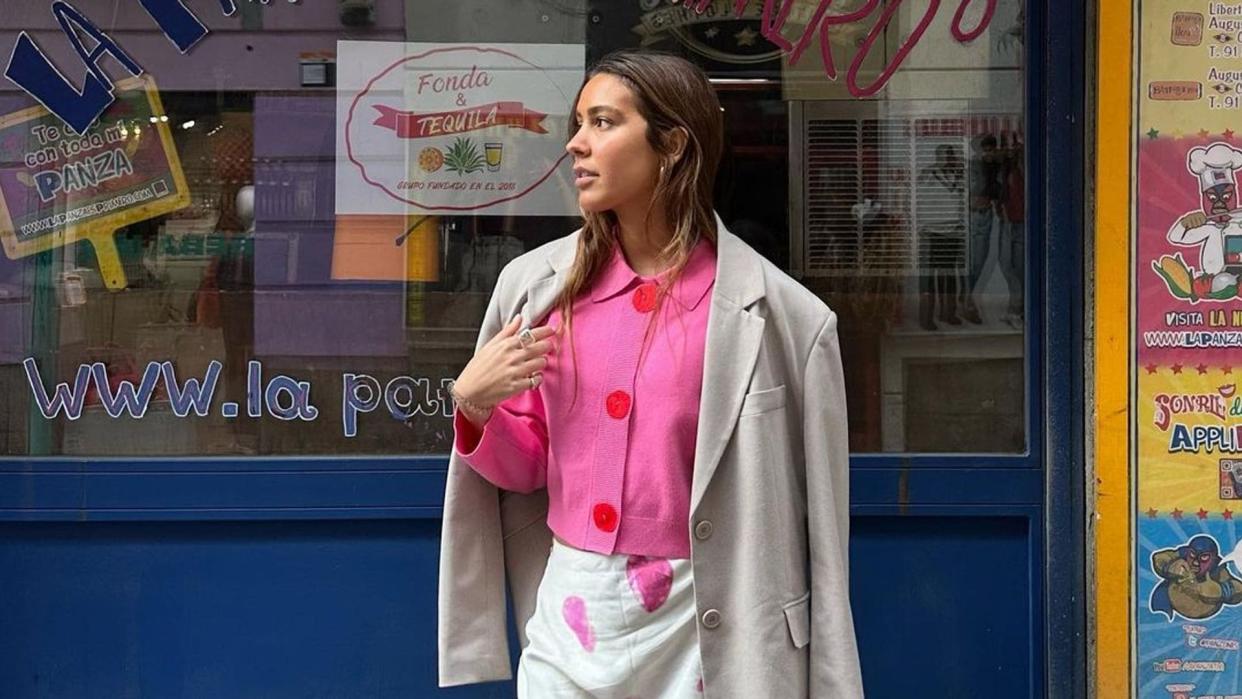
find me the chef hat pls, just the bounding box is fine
[1189,142,1242,190]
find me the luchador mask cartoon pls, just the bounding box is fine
[1179,535,1222,576]
[1202,183,1236,223]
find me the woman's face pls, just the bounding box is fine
[565,74,663,214]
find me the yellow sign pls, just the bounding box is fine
[1141,1,1242,133]
[0,75,189,289]
[1131,2,1242,696]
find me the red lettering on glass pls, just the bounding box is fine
[683,0,997,98]
[813,0,878,80]
[950,0,996,42]
[848,0,939,97]
[760,0,797,52]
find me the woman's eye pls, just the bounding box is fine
[571,117,610,130]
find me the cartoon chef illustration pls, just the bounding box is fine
[1150,535,1242,621]
[1167,142,1242,296]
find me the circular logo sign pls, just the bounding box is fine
[345,45,574,212]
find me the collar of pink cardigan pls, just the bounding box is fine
[590,234,716,311]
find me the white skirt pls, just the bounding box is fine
[517,538,704,698]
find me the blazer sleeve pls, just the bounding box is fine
[438,269,516,687]
[803,311,865,697]
[453,384,549,494]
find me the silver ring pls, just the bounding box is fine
[528,373,539,390]
[518,328,535,348]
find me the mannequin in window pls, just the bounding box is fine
[917,144,965,331]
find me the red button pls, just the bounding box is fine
[632,282,657,313]
[606,390,631,418]
[593,502,618,532]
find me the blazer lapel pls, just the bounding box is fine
[515,232,579,326]
[690,215,766,513]
[689,298,764,513]
[518,273,564,327]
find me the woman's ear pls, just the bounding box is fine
[666,126,690,163]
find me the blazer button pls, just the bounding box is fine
[632,282,657,313]
[694,520,713,540]
[592,502,618,532]
[605,390,631,419]
[701,609,722,629]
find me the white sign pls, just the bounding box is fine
[336,41,583,215]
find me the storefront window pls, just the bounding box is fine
[0,0,1025,456]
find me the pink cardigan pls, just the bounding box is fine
[453,236,716,559]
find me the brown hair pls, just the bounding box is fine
[555,49,724,409]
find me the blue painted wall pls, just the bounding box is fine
[0,519,511,698]
[0,505,1044,697]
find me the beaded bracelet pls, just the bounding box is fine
[449,385,494,417]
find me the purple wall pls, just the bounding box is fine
[252,95,405,358]
[0,1,409,359]
[0,0,405,92]
[0,93,33,364]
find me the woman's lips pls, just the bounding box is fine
[573,166,598,186]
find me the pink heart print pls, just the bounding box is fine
[562,595,596,652]
[625,555,674,612]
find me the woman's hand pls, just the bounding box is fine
[453,314,560,427]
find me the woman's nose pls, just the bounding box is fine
[566,130,587,156]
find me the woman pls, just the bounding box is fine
[439,50,862,698]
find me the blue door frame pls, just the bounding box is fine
[1042,0,1089,694]
[841,0,1085,694]
[0,2,1086,696]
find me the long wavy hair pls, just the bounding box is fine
[555,50,724,409]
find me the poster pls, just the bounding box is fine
[1136,3,1242,697]
[335,41,583,216]
[0,75,189,290]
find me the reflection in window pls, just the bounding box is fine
[790,0,1027,453]
[0,0,1026,456]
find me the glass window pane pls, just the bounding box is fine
[0,0,1025,456]
[791,4,1028,454]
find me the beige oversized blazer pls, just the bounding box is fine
[438,212,863,698]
